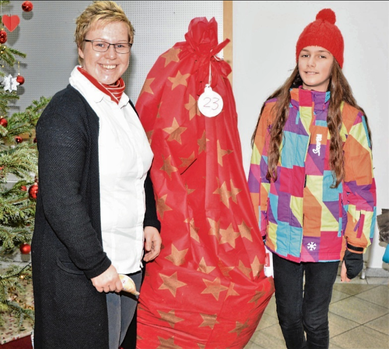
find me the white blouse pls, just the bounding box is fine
[69,66,154,274]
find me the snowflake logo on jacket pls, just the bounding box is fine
[307,242,317,251]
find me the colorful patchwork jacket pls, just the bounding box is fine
[248,87,376,263]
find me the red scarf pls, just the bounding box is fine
[78,67,125,104]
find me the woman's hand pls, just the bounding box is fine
[143,226,162,262]
[91,264,123,293]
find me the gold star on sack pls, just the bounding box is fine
[156,194,173,219]
[197,257,216,274]
[249,288,267,306]
[217,259,234,277]
[238,220,253,242]
[199,313,219,329]
[225,282,240,299]
[161,155,178,178]
[140,77,155,95]
[179,151,196,169]
[238,260,252,278]
[229,319,250,336]
[188,218,200,242]
[201,277,228,301]
[219,223,240,248]
[207,218,220,240]
[197,131,208,154]
[146,130,154,143]
[250,255,262,278]
[185,184,195,195]
[213,180,231,208]
[230,179,242,204]
[168,70,190,90]
[158,272,187,297]
[157,336,183,349]
[185,94,200,120]
[157,310,184,328]
[163,118,187,144]
[165,244,188,266]
[156,102,163,119]
[161,47,181,67]
[217,140,232,166]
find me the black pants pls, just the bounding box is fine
[120,314,137,349]
[121,264,146,349]
[273,253,338,349]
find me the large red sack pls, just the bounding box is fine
[135,17,274,349]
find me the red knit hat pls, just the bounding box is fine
[296,9,344,68]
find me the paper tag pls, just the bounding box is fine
[119,274,139,296]
[198,85,223,117]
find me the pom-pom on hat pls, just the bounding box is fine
[296,8,344,68]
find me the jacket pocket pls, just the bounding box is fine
[57,257,84,275]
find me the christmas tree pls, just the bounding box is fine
[0,0,49,330]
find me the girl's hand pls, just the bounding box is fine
[143,226,162,262]
[340,261,351,283]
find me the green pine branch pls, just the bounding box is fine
[0,91,19,117]
[0,45,26,68]
[0,0,51,333]
[0,143,38,179]
[0,264,34,327]
[0,96,50,141]
[0,179,35,254]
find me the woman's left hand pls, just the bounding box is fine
[143,226,162,262]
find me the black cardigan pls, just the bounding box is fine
[31,85,159,348]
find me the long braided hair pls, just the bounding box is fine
[251,60,372,188]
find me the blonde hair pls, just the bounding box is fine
[75,1,135,65]
[251,61,372,188]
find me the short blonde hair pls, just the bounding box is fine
[75,1,135,65]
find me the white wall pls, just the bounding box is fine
[233,1,389,270]
[6,1,223,110]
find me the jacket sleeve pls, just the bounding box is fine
[143,170,161,232]
[36,91,111,279]
[248,102,273,238]
[342,107,376,254]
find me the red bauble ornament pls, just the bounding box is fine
[0,30,7,44]
[15,136,23,143]
[0,117,7,128]
[21,185,27,191]
[29,182,38,199]
[20,243,31,254]
[22,1,33,12]
[16,75,25,85]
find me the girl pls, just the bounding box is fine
[248,8,376,349]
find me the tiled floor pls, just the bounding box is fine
[245,273,389,349]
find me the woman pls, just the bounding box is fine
[248,8,376,349]
[31,2,161,348]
